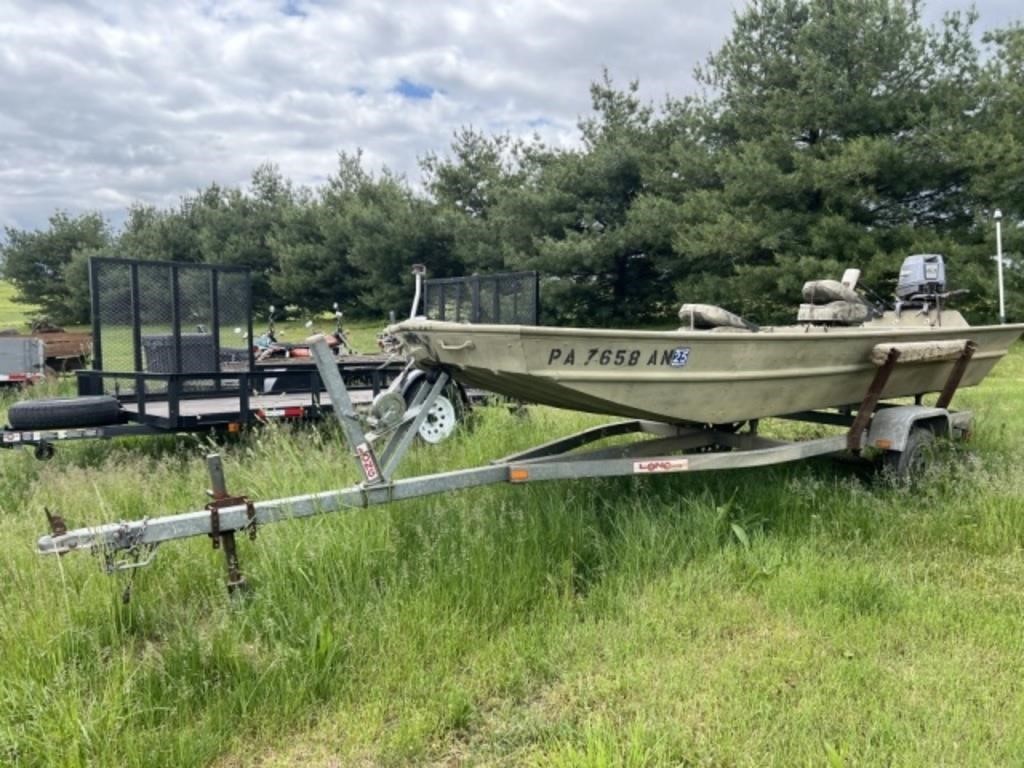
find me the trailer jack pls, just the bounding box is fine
[205,454,257,594]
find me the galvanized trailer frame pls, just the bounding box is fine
[36,338,976,590]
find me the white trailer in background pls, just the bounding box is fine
[0,337,45,386]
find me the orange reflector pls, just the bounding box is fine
[509,467,530,483]
[874,438,892,449]
[227,422,241,433]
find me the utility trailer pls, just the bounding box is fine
[0,336,45,386]
[36,337,975,593]
[1,256,450,459]
[1,358,412,460]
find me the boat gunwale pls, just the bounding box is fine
[393,320,1024,342]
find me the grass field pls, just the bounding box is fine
[0,282,38,331]
[0,289,1023,765]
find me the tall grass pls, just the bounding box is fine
[0,347,1021,766]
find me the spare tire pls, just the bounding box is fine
[8,395,121,430]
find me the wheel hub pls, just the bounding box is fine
[418,395,457,443]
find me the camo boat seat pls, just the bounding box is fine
[797,300,872,324]
[678,303,757,332]
[798,270,872,325]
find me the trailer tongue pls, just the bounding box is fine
[37,337,975,595]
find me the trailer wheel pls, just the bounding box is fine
[418,394,458,444]
[34,442,55,461]
[402,379,465,444]
[8,395,121,430]
[883,426,935,480]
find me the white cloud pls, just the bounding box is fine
[0,0,1017,231]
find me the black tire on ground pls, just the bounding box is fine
[883,426,935,480]
[8,395,121,430]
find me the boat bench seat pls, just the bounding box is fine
[678,303,757,332]
[797,301,872,324]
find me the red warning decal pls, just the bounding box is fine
[355,442,381,483]
[632,458,689,474]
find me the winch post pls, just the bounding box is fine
[378,371,451,478]
[206,454,247,593]
[310,337,387,485]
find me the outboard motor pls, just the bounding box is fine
[893,253,968,325]
[897,254,946,305]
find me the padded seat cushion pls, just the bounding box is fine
[679,303,756,331]
[797,301,872,324]
[802,279,862,304]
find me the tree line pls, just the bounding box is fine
[3,0,1022,327]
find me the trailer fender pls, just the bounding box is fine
[398,369,470,410]
[865,406,953,452]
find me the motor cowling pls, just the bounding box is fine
[897,254,946,302]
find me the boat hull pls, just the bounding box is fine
[389,321,1024,424]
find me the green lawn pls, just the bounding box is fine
[0,310,1022,765]
[0,282,38,331]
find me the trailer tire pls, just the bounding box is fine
[8,395,121,430]
[883,426,935,481]
[401,378,465,443]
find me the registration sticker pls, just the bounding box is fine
[633,458,690,474]
[669,347,690,367]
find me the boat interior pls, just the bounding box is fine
[677,254,968,333]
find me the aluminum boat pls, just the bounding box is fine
[387,257,1024,425]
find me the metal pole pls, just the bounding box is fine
[88,259,103,370]
[410,264,426,319]
[170,266,182,373]
[130,263,143,373]
[995,209,1006,324]
[210,269,221,381]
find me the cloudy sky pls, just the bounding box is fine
[1,0,1020,232]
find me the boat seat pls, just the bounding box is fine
[799,269,872,325]
[678,303,757,332]
[797,300,872,324]
[801,279,862,304]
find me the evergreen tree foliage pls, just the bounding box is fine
[3,1,1020,326]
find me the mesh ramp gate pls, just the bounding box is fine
[89,258,253,395]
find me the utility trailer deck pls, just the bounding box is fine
[1,357,408,458]
[118,390,354,422]
[37,336,977,594]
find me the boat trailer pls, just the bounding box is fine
[36,337,977,593]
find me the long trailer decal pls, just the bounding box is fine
[632,458,690,473]
[3,428,103,444]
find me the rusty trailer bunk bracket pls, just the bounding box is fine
[935,340,977,410]
[847,346,901,452]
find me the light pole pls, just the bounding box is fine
[995,209,1005,324]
